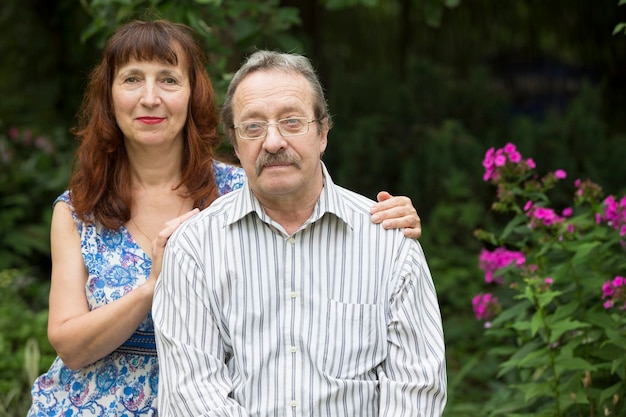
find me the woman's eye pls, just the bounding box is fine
[163,77,177,84]
[124,76,139,83]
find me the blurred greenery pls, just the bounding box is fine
[1,0,625,415]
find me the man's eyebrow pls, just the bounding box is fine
[238,103,308,121]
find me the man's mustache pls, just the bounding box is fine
[255,152,301,176]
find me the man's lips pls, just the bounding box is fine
[136,117,165,125]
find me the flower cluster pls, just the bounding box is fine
[574,178,604,205]
[473,142,626,415]
[597,195,626,237]
[1,127,54,164]
[478,247,526,284]
[482,142,535,183]
[523,200,572,228]
[472,293,501,325]
[602,276,626,310]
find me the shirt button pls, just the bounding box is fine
[290,346,297,353]
[290,400,297,408]
[288,237,296,244]
[290,292,297,299]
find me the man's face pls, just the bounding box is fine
[232,69,328,203]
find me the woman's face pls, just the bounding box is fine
[112,54,191,149]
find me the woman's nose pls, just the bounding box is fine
[139,82,161,106]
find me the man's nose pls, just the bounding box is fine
[262,123,287,152]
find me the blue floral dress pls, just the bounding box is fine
[28,160,245,416]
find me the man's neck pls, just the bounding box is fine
[254,176,324,236]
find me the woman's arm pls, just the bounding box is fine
[46,203,197,369]
[370,191,422,239]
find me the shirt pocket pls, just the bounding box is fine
[317,299,387,379]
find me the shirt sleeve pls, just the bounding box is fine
[378,240,447,417]
[153,235,249,417]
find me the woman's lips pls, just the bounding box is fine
[137,117,164,125]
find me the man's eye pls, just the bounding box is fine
[281,118,304,130]
[243,122,265,134]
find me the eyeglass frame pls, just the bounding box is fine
[232,117,318,140]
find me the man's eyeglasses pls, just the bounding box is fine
[234,117,317,140]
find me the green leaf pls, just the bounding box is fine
[549,302,579,323]
[599,382,624,405]
[585,309,619,330]
[500,213,528,240]
[535,290,562,308]
[512,381,553,403]
[548,319,590,343]
[530,311,543,337]
[554,357,595,377]
[613,22,626,36]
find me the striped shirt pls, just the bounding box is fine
[153,163,446,417]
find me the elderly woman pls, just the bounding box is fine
[27,20,421,416]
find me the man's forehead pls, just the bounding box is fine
[233,70,313,116]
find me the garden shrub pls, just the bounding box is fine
[471,143,626,416]
[0,269,55,417]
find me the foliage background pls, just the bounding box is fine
[1,0,625,415]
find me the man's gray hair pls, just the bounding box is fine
[221,50,333,147]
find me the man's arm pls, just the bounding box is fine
[153,239,248,417]
[379,240,447,417]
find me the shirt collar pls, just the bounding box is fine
[226,162,354,232]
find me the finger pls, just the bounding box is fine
[371,195,412,215]
[158,208,200,241]
[164,208,200,228]
[376,191,392,203]
[380,213,422,239]
[371,205,416,225]
[403,223,422,239]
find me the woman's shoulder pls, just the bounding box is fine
[212,159,246,196]
[54,190,71,207]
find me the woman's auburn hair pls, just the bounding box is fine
[68,20,220,229]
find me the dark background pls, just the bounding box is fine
[1,1,625,415]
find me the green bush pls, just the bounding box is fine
[0,125,73,274]
[470,143,625,416]
[0,269,55,417]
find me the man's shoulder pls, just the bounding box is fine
[171,189,242,244]
[196,188,243,225]
[333,184,376,213]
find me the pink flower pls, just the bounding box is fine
[562,207,573,217]
[8,127,19,140]
[494,154,507,167]
[554,169,567,179]
[472,292,501,321]
[526,158,536,169]
[479,247,526,284]
[509,152,521,163]
[503,143,517,154]
[598,195,626,236]
[524,200,533,212]
[544,277,554,285]
[526,206,564,227]
[602,276,626,310]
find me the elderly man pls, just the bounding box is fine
[154,50,447,417]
